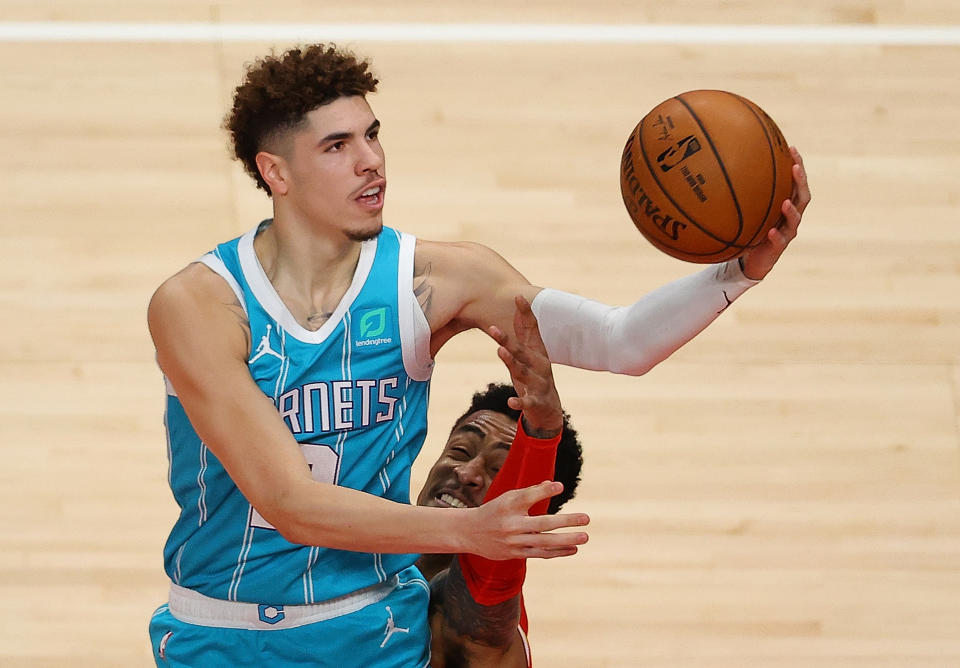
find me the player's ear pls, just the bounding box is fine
[255,151,289,196]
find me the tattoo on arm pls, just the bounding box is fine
[413,261,434,317]
[441,559,521,650]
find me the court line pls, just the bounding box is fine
[0,22,959,45]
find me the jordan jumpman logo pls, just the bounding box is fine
[250,324,284,363]
[380,605,410,648]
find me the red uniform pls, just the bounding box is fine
[458,419,560,667]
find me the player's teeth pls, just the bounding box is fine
[361,187,380,197]
[440,493,466,509]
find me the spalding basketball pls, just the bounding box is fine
[620,90,793,263]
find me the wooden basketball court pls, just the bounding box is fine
[1,2,958,666]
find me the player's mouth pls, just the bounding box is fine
[435,491,473,509]
[354,181,385,210]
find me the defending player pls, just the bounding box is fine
[147,44,810,665]
[418,296,583,667]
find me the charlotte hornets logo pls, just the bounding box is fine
[355,306,393,349]
[258,604,285,625]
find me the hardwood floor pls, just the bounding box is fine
[1,5,958,666]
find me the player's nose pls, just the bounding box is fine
[453,457,486,489]
[356,140,384,175]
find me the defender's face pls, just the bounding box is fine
[417,411,517,510]
[283,96,386,240]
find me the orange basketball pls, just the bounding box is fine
[620,90,793,263]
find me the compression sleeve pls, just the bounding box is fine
[458,418,561,606]
[529,259,759,376]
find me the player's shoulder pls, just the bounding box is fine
[148,261,238,322]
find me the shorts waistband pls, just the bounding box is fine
[168,576,399,630]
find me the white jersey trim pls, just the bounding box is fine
[398,232,434,382]
[236,223,378,345]
[198,252,248,314]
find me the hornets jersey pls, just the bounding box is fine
[161,221,434,605]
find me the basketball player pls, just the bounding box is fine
[147,44,810,665]
[418,297,583,667]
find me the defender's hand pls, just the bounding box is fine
[486,295,563,437]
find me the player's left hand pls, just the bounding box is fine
[739,146,811,280]
[486,295,563,438]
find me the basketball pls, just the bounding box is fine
[620,90,794,264]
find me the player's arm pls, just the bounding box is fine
[429,565,529,668]
[417,148,810,374]
[432,421,559,667]
[148,263,588,559]
[431,297,565,667]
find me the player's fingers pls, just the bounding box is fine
[514,295,537,326]
[789,147,811,213]
[490,323,535,374]
[486,324,508,347]
[779,200,801,240]
[489,326,525,380]
[499,348,535,389]
[508,480,564,510]
[513,530,589,556]
[496,343,519,371]
[525,510,591,533]
[514,296,550,355]
[792,164,811,213]
[790,145,805,169]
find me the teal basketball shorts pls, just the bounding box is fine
[148,566,430,667]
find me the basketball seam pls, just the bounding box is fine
[673,93,747,244]
[731,93,780,249]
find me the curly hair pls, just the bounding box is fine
[224,44,379,195]
[450,383,584,514]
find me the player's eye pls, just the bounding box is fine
[326,141,345,152]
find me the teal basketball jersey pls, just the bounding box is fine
[161,221,434,605]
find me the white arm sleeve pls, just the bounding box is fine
[530,260,759,376]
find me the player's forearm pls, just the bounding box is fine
[458,421,558,607]
[272,481,471,554]
[531,259,758,375]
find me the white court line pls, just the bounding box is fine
[0,22,959,45]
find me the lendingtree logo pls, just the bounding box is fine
[355,306,393,348]
[359,307,387,338]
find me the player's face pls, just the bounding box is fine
[281,96,386,241]
[416,410,517,510]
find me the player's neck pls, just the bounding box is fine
[254,217,363,329]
